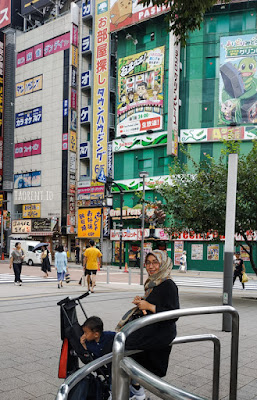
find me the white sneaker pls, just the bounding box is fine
[129,385,146,400]
[14,282,19,286]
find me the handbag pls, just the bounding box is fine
[242,272,248,283]
[116,307,144,331]
[65,273,71,283]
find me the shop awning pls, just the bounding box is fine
[9,234,30,239]
[30,231,54,236]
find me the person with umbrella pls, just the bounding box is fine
[33,243,51,278]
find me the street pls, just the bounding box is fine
[1,263,257,400]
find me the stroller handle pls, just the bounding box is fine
[57,291,90,306]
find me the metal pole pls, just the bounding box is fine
[128,268,131,285]
[107,265,110,284]
[140,175,146,285]
[1,209,3,258]
[222,154,238,332]
[119,191,123,269]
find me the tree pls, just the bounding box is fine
[153,142,257,274]
[140,0,230,46]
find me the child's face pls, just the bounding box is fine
[82,326,100,342]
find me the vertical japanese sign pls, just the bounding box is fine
[0,0,11,30]
[0,33,4,189]
[78,208,102,238]
[167,34,180,156]
[92,0,110,180]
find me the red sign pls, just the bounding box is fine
[62,133,68,150]
[207,126,244,141]
[139,117,161,131]
[0,0,11,30]
[53,32,70,53]
[72,24,79,47]
[25,48,34,64]
[44,39,54,57]
[17,51,26,68]
[32,139,41,155]
[23,141,32,157]
[71,88,77,110]
[14,143,24,158]
[34,43,43,60]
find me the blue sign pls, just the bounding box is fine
[82,36,91,53]
[63,99,68,116]
[24,111,33,126]
[15,112,24,128]
[81,71,90,88]
[80,142,89,159]
[97,168,106,183]
[13,171,41,189]
[71,110,77,131]
[81,107,90,124]
[82,0,91,18]
[15,107,42,128]
[32,107,42,123]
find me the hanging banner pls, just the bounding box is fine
[92,0,110,180]
[78,208,102,238]
[117,46,165,136]
[220,34,257,125]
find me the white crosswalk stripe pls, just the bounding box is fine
[0,273,57,284]
[173,276,257,291]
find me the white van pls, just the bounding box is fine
[9,240,52,266]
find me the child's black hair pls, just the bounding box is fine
[82,316,103,334]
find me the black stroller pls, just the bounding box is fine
[57,292,111,400]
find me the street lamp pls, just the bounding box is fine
[139,171,149,285]
[106,177,124,269]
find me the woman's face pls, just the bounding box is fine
[145,254,160,276]
[16,243,21,250]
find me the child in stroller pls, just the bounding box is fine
[57,292,114,400]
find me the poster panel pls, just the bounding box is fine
[207,244,219,261]
[220,34,257,125]
[78,208,102,238]
[117,47,164,136]
[240,245,250,261]
[110,0,168,32]
[92,0,110,179]
[22,204,41,218]
[174,240,183,266]
[191,244,203,260]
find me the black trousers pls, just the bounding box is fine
[13,263,22,282]
[233,271,244,288]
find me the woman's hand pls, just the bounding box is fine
[9,264,12,269]
[133,299,156,314]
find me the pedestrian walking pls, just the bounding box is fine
[116,250,179,400]
[55,245,68,289]
[41,245,51,278]
[83,240,102,293]
[233,252,245,289]
[179,250,187,272]
[75,244,80,264]
[9,242,25,286]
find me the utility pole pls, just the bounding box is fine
[139,171,149,285]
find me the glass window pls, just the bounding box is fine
[202,102,213,123]
[205,58,216,79]
[229,14,242,32]
[138,158,152,169]
[158,157,169,167]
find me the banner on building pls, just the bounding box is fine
[0,0,11,29]
[110,0,168,32]
[22,204,41,218]
[15,139,41,158]
[14,171,41,189]
[12,219,31,233]
[179,125,257,143]
[113,132,167,152]
[78,208,102,238]
[16,75,43,97]
[117,46,165,136]
[219,34,257,125]
[92,0,110,180]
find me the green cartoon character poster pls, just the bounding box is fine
[219,35,257,124]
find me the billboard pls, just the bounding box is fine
[16,75,43,97]
[22,204,41,218]
[92,0,110,179]
[110,0,168,32]
[21,0,52,15]
[0,0,11,29]
[78,208,102,238]
[117,47,165,136]
[220,34,257,125]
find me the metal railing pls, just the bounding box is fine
[112,306,239,400]
[56,306,239,400]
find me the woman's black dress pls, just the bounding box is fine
[41,250,51,273]
[125,279,179,377]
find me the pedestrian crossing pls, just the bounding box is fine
[0,273,57,284]
[173,276,257,291]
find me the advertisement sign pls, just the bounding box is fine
[22,204,41,218]
[107,142,113,177]
[180,126,249,143]
[71,67,77,88]
[0,0,11,30]
[240,245,250,261]
[71,45,78,68]
[174,240,184,266]
[34,43,43,60]
[71,88,77,109]
[15,106,42,128]
[82,0,92,18]
[78,208,102,238]
[26,48,34,63]
[14,171,41,189]
[15,139,41,158]
[12,219,31,233]
[82,36,91,53]
[16,75,43,97]
[117,46,165,136]
[81,71,91,88]
[81,106,90,124]
[62,133,68,150]
[71,110,77,131]
[70,153,76,173]
[72,24,79,47]
[110,0,168,32]
[92,0,110,180]
[0,33,4,143]
[31,218,51,232]
[80,142,89,158]
[70,131,76,152]
[111,175,171,193]
[207,244,219,261]
[113,131,167,152]
[220,34,257,125]
[191,244,203,260]
[103,207,110,237]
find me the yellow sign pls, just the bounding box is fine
[16,75,43,97]
[71,46,78,68]
[0,194,3,208]
[92,0,110,179]
[70,131,77,153]
[22,203,41,218]
[78,208,102,238]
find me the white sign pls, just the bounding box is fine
[110,228,169,241]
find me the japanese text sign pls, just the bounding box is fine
[0,0,11,30]
[12,219,31,233]
[78,208,102,238]
[22,204,41,218]
[92,0,110,180]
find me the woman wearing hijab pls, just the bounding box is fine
[116,250,179,400]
